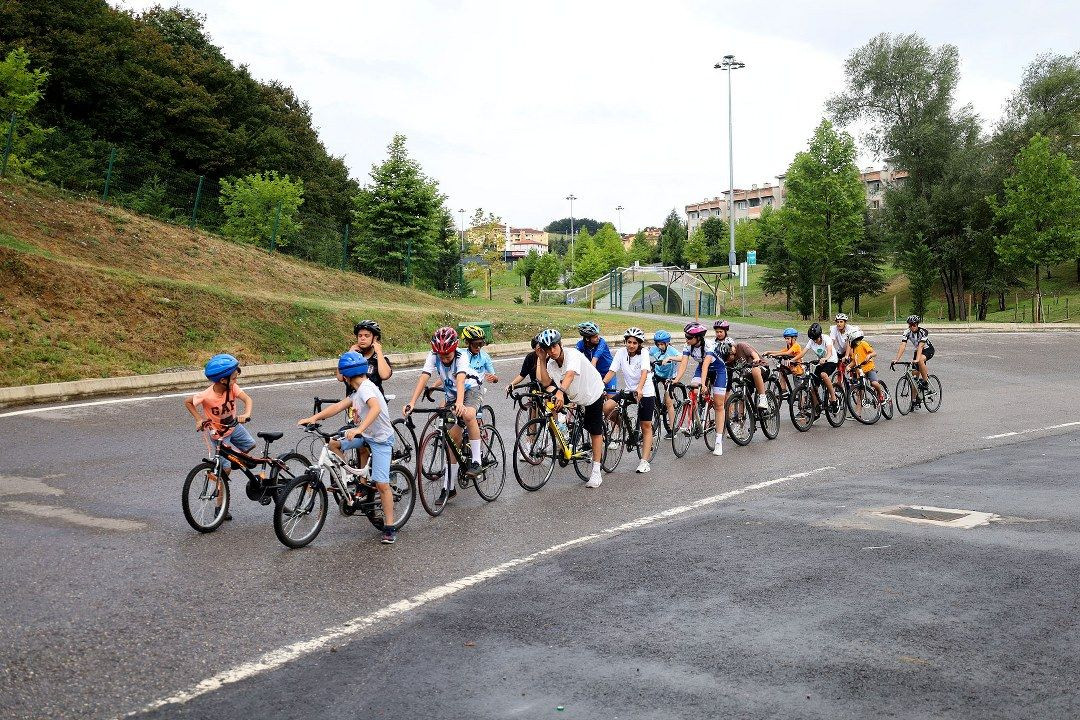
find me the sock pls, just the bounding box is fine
[591,461,601,475]
[469,439,482,464]
[446,464,458,490]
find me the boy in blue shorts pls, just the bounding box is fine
[298,351,398,544]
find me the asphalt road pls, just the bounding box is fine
[1,328,1078,719]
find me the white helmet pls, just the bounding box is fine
[624,326,646,342]
[849,327,865,342]
[835,312,849,322]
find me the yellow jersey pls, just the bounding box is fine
[851,341,876,373]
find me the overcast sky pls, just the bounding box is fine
[118,0,1079,232]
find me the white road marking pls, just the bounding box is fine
[982,420,1080,440]
[0,359,520,418]
[874,506,999,530]
[120,465,835,717]
[2,501,146,531]
[0,474,65,497]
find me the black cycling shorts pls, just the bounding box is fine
[637,396,655,423]
[819,361,838,377]
[919,345,935,362]
[582,396,606,437]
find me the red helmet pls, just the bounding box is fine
[431,326,459,354]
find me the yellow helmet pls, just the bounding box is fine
[461,325,486,342]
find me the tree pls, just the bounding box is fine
[591,223,626,269]
[734,218,758,262]
[627,230,655,264]
[658,209,685,267]
[219,170,304,249]
[0,47,50,176]
[903,240,935,317]
[782,119,865,319]
[351,134,447,288]
[991,134,1080,322]
[530,252,561,301]
[833,209,888,314]
[684,226,710,267]
[545,217,607,235]
[466,208,505,261]
[516,249,540,286]
[757,206,798,311]
[700,216,728,266]
[998,52,1080,166]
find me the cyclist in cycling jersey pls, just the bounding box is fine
[649,330,680,437]
[403,327,484,498]
[717,338,769,410]
[674,322,727,456]
[714,319,731,344]
[891,315,935,388]
[797,322,840,412]
[848,329,888,402]
[763,328,803,399]
[603,327,655,474]
[576,321,616,399]
[535,328,607,488]
[462,325,498,384]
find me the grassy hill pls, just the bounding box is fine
[0,180,682,387]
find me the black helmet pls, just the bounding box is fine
[353,320,382,339]
[808,322,822,340]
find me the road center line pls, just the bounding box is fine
[119,465,835,718]
[0,359,520,418]
[982,421,1080,440]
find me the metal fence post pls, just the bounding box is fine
[189,175,204,229]
[341,223,350,271]
[269,200,282,253]
[1,113,17,177]
[101,147,116,202]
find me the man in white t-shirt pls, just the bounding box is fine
[829,313,855,360]
[534,327,607,488]
[797,322,840,412]
[603,327,656,474]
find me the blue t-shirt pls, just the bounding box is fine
[577,337,616,392]
[467,348,494,377]
[649,345,681,380]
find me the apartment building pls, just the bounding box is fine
[685,166,908,235]
[504,227,549,261]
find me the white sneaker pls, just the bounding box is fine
[756,394,769,410]
[585,472,603,488]
[712,444,723,457]
[635,459,651,474]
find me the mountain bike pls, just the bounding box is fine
[787,361,845,431]
[273,424,416,548]
[183,420,309,533]
[305,396,416,468]
[410,401,506,516]
[892,361,942,415]
[669,381,716,457]
[724,361,781,446]
[843,361,882,425]
[512,390,608,491]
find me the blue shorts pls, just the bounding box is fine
[711,362,728,390]
[339,435,393,485]
[213,423,255,471]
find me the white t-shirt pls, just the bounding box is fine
[350,380,394,443]
[422,349,481,397]
[609,348,656,397]
[830,324,853,356]
[805,336,838,364]
[546,346,605,406]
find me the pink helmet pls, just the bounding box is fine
[683,322,707,338]
[431,326,459,354]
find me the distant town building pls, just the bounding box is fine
[685,165,908,235]
[503,226,549,261]
[620,226,662,251]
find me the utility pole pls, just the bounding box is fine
[616,204,624,234]
[566,194,577,273]
[715,54,746,270]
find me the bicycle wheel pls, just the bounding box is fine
[391,418,416,465]
[514,399,536,437]
[670,400,694,458]
[363,463,416,531]
[474,424,506,501]
[602,414,625,473]
[879,387,894,420]
[417,430,450,516]
[824,389,847,427]
[513,417,555,491]
[759,388,781,440]
[924,375,943,413]
[267,452,311,504]
[182,462,230,533]
[895,375,915,416]
[572,421,597,481]
[702,399,717,451]
[789,385,815,432]
[480,404,496,429]
[273,471,328,549]
[724,392,755,446]
[848,380,881,425]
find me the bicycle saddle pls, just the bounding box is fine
[257,431,284,443]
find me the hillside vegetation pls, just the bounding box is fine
[0,180,681,387]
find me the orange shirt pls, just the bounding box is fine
[851,342,876,373]
[191,382,241,430]
[775,342,804,375]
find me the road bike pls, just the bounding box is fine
[512,390,609,491]
[410,399,506,516]
[509,382,545,437]
[892,360,942,415]
[273,423,416,548]
[841,360,882,425]
[604,390,659,471]
[182,420,309,533]
[724,361,781,446]
[669,381,716,457]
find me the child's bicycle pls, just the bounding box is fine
[891,360,942,415]
[304,396,416,467]
[182,419,309,533]
[273,423,416,549]
[512,390,609,491]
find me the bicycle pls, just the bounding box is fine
[787,361,845,431]
[305,396,417,467]
[604,390,659,470]
[182,419,309,533]
[891,360,942,415]
[843,361,882,425]
[410,400,506,516]
[509,382,545,438]
[273,423,416,548]
[512,390,608,491]
[669,381,716,457]
[724,361,781,446]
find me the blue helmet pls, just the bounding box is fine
[204,353,239,382]
[653,330,672,343]
[338,351,369,378]
[576,321,600,337]
[783,327,798,338]
[536,328,562,348]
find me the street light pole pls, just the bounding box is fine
[458,208,466,254]
[715,54,745,270]
[616,204,624,234]
[566,194,577,272]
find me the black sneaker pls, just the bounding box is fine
[448,487,457,499]
[223,511,233,522]
[381,530,396,544]
[465,461,482,478]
